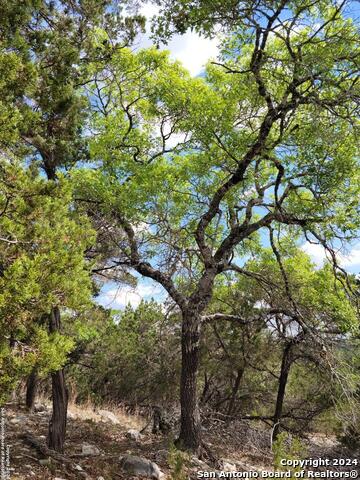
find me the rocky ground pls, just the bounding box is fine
[3,402,359,480]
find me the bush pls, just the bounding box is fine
[273,432,307,473]
[168,444,190,480]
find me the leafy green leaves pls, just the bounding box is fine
[0,158,95,404]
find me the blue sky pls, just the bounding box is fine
[96,244,360,310]
[134,3,220,77]
[96,2,360,310]
[97,276,167,310]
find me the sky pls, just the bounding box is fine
[97,3,221,310]
[96,243,360,311]
[97,277,167,310]
[133,3,220,77]
[96,3,360,310]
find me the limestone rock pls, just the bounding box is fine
[221,459,237,472]
[82,443,100,456]
[126,428,143,441]
[98,409,120,425]
[190,456,210,470]
[10,415,27,424]
[119,454,164,479]
[34,403,47,412]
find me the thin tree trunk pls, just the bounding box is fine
[200,372,211,404]
[47,307,68,453]
[272,343,293,441]
[42,140,68,453]
[176,310,202,452]
[26,368,38,411]
[227,367,244,417]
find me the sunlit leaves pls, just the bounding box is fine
[0,159,94,330]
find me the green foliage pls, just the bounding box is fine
[33,327,75,376]
[0,0,359,453]
[168,444,190,480]
[85,22,360,304]
[245,247,358,334]
[273,433,307,473]
[68,301,180,405]
[0,341,35,405]
[0,0,145,163]
[0,323,75,405]
[0,159,94,328]
[0,49,33,144]
[0,158,94,405]
[199,244,358,429]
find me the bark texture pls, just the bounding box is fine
[25,368,38,411]
[227,367,244,417]
[176,310,202,452]
[272,342,293,440]
[47,307,68,453]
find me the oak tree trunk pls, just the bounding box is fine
[227,367,244,417]
[176,310,202,452]
[200,372,211,404]
[25,368,38,411]
[47,307,68,453]
[272,343,292,441]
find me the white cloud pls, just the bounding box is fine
[140,3,159,18]
[133,221,151,234]
[165,32,219,77]
[152,119,191,149]
[301,242,327,267]
[98,283,164,309]
[137,3,220,77]
[338,247,360,269]
[301,242,360,271]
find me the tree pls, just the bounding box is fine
[0,0,144,451]
[77,0,359,451]
[239,248,358,439]
[0,157,93,407]
[199,244,358,438]
[68,301,181,407]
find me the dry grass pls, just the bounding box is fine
[69,400,146,430]
[103,403,147,430]
[35,391,146,430]
[7,395,359,480]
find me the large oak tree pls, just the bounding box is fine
[77,0,359,452]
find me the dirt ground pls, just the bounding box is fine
[3,402,359,480]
